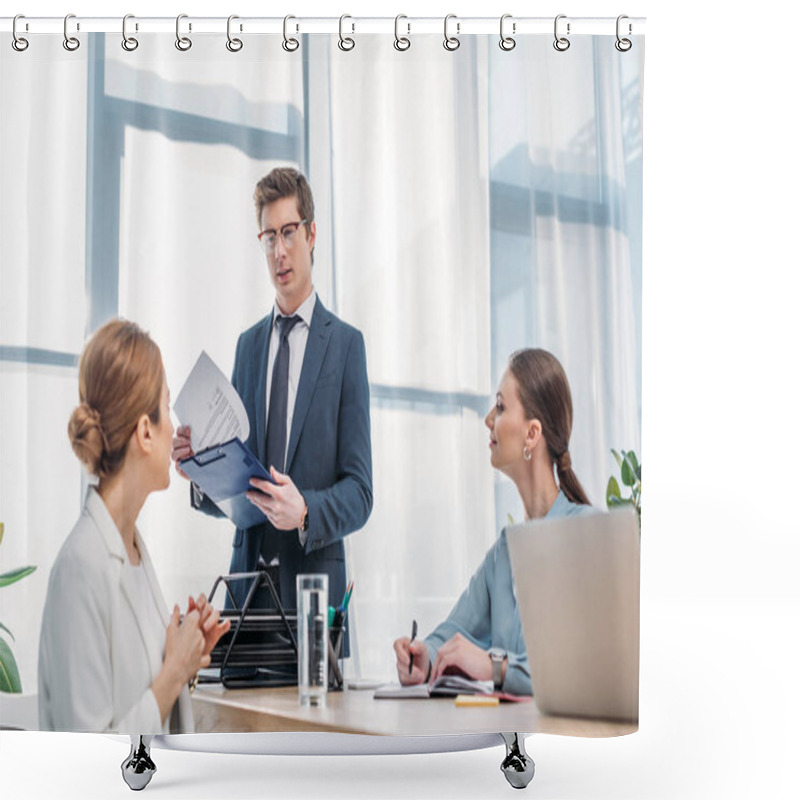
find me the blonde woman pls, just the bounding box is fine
[38,320,229,733]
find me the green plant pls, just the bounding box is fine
[606,449,641,529]
[0,522,37,693]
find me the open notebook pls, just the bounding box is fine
[374,675,494,699]
[373,676,530,703]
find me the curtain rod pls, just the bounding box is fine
[1,16,646,37]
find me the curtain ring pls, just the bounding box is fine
[283,15,299,52]
[175,14,192,51]
[615,15,632,52]
[63,13,80,51]
[394,14,410,51]
[338,14,355,51]
[443,14,460,51]
[12,15,29,52]
[122,14,139,52]
[499,13,516,51]
[226,15,243,52]
[553,14,570,51]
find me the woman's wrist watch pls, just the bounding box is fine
[488,647,507,691]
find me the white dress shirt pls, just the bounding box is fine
[266,289,317,469]
[266,289,316,546]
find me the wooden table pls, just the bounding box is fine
[192,685,637,738]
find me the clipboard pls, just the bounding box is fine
[179,438,275,530]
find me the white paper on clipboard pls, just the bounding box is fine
[173,351,250,453]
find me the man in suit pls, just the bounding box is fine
[172,168,372,639]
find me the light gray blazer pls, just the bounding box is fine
[38,487,193,733]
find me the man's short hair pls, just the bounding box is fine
[254,167,315,228]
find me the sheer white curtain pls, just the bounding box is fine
[317,36,496,678]
[487,36,643,522]
[1,40,90,688]
[1,31,643,696]
[322,35,644,678]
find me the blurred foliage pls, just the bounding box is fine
[606,449,641,531]
[0,522,37,693]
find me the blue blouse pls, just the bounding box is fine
[424,490,592,696]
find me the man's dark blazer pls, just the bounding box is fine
[193,298,372,635]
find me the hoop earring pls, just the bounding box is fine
[523,446,532,462]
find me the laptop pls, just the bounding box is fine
[507,507,640,723]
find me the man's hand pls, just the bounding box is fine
[247,466,306,531]
[171,425,194,481]
[429,633,496,684]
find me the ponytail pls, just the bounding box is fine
[555,450,590,506]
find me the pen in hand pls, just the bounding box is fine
[408,619,418,676]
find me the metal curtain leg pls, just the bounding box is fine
[500,732,535,789]
[121,735,157,791]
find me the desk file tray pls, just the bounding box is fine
[198,568,346,690]
[199,569,299,689]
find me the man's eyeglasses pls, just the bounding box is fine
[258,220,308,253]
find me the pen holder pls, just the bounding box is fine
[328,625,345,691]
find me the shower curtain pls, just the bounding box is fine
[0,20,643,733]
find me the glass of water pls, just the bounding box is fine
[296,574,328,707]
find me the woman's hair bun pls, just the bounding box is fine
[68,402,107,475]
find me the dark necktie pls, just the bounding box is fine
[265,314,302,473]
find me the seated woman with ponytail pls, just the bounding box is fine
[393,348,593,696]
[38,319,229,733]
